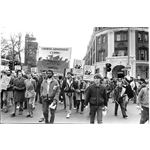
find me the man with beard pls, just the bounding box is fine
[40,70,59,123]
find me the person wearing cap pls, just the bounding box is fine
[85,74,108,124]
[137,81,149,124]
[40,70,59,123]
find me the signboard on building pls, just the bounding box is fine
[72,59,85,75]
[83,65,95,81]
[37,47,72,74]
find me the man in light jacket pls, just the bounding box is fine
[40,70,59,124]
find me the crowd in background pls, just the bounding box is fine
[0,69,149,124]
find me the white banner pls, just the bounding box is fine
[83,65,95,81]
[15,65,21,70]
[37,47,72,74]
[72,59,84,75]
[73,59,85,69]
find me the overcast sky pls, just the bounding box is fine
[1,0,149,67]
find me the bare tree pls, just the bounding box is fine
[1,33,24,65]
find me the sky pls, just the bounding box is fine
[1,0,149,68]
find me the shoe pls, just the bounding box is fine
[11,113,16,117]
[80,111,83,114]
[114,114,117,116]
[123,115,128,118]
[39,118,44,122]
[26,114,31,118]
[73,107,76,110]
[66,113,70,118]
[45,120,49,124]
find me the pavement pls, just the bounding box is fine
[1,99,142,124]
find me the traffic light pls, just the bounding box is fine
[106,63,111,72]
[8,61,14,70]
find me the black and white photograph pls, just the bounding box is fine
[0,0,149,150]
[1,27,149,124]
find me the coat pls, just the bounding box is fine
[40,77,59,100]
[85,83,108,107]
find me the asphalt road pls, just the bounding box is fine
[1,99,142,124]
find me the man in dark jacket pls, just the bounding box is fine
[85,74,108,124]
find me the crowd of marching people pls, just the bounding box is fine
[0,69,149,124]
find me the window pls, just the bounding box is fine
[102,35,106,43]
[138,48,148,61]
[116,34,121,41]
[97,36,101,44]
[93,53,95,64]
[114,48,127,56]
[138,32,142,41]
[93,41,95,52]
[115,31,127,41]
[144,33,148,42]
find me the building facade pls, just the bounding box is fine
[84,27,149,79]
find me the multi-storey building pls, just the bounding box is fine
[84,27,149,79]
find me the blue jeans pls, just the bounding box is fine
[90,105,103,124]
[140,106,149,124]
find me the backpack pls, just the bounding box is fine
[125,84,134,99]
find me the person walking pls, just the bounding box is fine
[137,81,149,124]
[58,76,66,109]
[1,70,12,113]
[114,79,128,118]
[40,70,59,124]
[11,70,26,117]
[76,76,86,114]
[24,72,36,118]
[62,72,75,118]
[85,74,108,124]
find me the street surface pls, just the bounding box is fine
[1,99,142,124]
